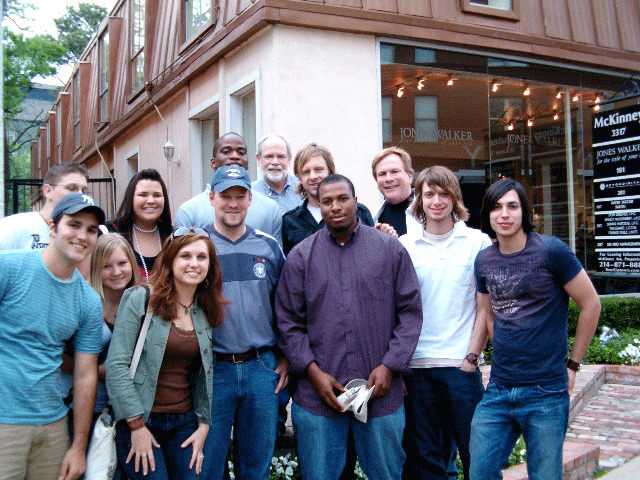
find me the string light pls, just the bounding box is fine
[396,85,405,98]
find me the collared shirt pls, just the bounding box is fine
[252,175,302,215]
[399,221,492,364]
[276,222,423,418]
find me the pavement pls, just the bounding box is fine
[481,364,640,479]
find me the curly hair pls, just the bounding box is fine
[148,233,227,327]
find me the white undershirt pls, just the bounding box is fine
[307,204,322,223]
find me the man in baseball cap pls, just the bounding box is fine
[0,193,103,479]
[200,165,288,479]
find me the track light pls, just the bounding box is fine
[396,85,405,98]
[491,80,500,93]
[523,84,531,96]
[553,110,559,121]
[527,117,533,127]
[446,74,455,86]
[417,78,425,90]
[555,88,563,99]
[572,92,580,102]
[507,122,515,131]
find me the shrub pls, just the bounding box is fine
[568,297,640,336]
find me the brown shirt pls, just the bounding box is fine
[152,322,201,413]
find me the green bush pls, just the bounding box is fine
[568,296,640,336]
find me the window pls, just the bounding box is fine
[185,0,211,40]
[130,0,145,92]
[99,31,109,123]
[415,96,437,142]
[461,0,519,19]
[381,97,392,143]
[57,103,62,160]
[73,73,81,149]
[228,72,260,178]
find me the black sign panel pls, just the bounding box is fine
[593,104,640,275]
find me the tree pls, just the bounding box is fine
[54,3,107,61]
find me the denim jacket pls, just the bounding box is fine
[105,286,214,424]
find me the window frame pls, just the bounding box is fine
[130,0,145,95]
[98,30,110,125]
[460,0,520,21]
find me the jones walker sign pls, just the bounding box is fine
[593,105,640,274]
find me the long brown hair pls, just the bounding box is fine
[148,233,227,327]
[89,233,140,301]
[412,166,469,225]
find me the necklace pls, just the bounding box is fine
[177,300,195,314]
[133,223,159,233]
[132,226,162,278]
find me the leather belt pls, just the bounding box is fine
[216,346,271,363]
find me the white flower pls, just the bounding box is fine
[285,466,294,476]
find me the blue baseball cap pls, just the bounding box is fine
[211,165,252,192]
[51,193,106,224]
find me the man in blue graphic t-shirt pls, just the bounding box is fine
[470,178,601,480]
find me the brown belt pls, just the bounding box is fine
[216,346,271,363]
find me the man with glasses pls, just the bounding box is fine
[252,134,302,214]
[0,163,90,251]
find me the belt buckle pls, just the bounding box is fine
[231,354,242,364]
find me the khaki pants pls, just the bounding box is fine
[0,416,70,480]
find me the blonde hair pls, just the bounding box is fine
[412,166,469,225]
[89,233,140,301]
[293,143,336,197]
[371,147,413,179]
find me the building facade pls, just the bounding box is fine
[32,0,640,292]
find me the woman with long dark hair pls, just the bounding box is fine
[106,229,227,479]
[107,169,172,279]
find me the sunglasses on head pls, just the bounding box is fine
[172,227,210,238]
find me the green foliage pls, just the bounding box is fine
[2,31,66,117]
[54,3,107,60]
[568,296,640,336]
[570,328,640,365]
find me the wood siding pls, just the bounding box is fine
[33,0,640,171]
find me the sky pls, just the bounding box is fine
[22,0,115,85]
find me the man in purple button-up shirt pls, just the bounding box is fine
[276,174,422,480]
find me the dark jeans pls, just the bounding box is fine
[116,410,201,480]
[403,367,484,480]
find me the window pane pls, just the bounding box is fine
[186,0,210,39]
[415,96,437,142]
[99,32,109,122]
[471,0,512,9]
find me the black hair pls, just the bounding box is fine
[480,178,534,239]
[317,174,356,199]
[212,132,244,156]
[110,169,172,245]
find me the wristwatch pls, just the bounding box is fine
[126,416,145,431]
[464,353,479,366]
[566,358,581,372]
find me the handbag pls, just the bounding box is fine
[85,288,153,480]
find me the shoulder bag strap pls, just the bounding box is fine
[129,286,152,379]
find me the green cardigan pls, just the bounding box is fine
[105,286,214,424]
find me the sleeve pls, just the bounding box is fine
[356,204,375,227]
[548,237,583,286]
[105,286,147,421]
[380,241,423,373]
[0,217,19,250]
[474,251,489,294]
[275,251,315,374]
[174,203,194,229]
[72,290,103,354]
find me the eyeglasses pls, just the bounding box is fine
[51,183,89,194]
[260,154,288,161]
[172,227,210,238]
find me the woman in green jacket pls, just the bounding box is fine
[106,228,227,479]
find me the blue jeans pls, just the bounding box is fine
[469,380,569,480]
[403,367,484,480]
[292,401,405,480]
[201,350,279,480]
[116,410,201,480]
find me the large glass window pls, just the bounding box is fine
[130,0,145,92]
[380,42,631,292]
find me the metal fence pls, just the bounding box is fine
[4,178,116,220]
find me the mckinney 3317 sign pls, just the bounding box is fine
[593,104,640,275]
